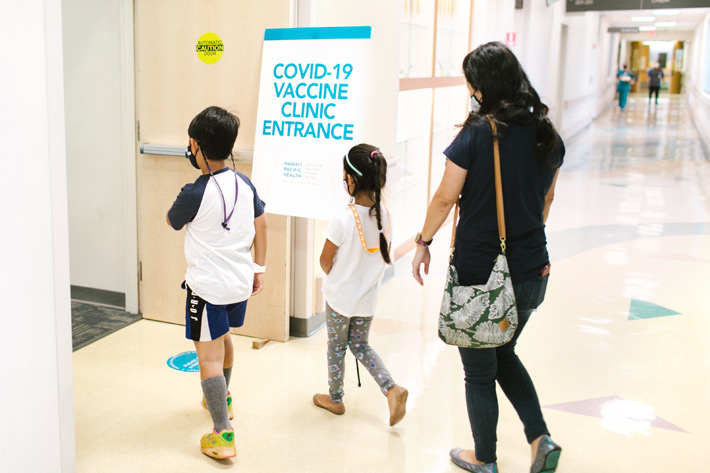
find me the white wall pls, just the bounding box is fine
[62,0,138,310]
[471,0,516,49]
[316,0,399,157]
[556,11,603,138]
[0,0,75,471]
[688,10,710,152]
[507,2,613,139]
[513,0,566,125]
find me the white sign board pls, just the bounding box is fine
[252,26,371,220]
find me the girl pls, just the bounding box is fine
[313,143,408,426]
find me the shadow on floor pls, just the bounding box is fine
[71,301,141,352]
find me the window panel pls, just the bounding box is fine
[393,89,433,246]
[434,0,471,77]
[399,0,436,78]
[430,86,468,196]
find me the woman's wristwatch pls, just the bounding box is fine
[415,232,433,247]
[253,263,266,273]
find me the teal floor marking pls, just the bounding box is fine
[629,299,681,321]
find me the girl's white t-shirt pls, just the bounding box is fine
[323,204,391,317]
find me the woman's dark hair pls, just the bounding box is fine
[462,41,559,168]
[343,143,391,264]
[188,106,240,160]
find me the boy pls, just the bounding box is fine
[167,106,267,459]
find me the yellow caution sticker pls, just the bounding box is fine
[196,32,224,64]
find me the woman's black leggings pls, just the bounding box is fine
[457,274,551,464]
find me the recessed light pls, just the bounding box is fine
[653,10,680,16]
[639,26,657,31]
[655,22,677,27]
[631,16,655,22]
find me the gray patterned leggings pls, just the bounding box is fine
[326,303,396,402]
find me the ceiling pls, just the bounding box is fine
[601,7,709,33]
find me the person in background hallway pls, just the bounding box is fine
[647,62,664,104]
[412,42,564,473]
[617,64,634,111]
[167,106,268,459]
[314,143,408,427]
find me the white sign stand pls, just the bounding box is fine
[252,26,372,220]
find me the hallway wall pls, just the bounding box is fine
[688,9,710,152]
[509,3,617,140]
[0,0,75,471]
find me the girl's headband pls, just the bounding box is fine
[344,153,362,176]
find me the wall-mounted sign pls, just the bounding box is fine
[568,0,710,12]
[196,32,224,65]
[252,26,372,220]
[608,27,640,33]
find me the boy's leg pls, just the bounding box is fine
[195,335,231,433]
[223,334,234,387]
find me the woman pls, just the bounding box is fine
[412,42,564,473]
[616,64,634,110]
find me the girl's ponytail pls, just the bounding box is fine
[370,150,391,265]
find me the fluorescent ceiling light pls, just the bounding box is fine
[655,21,677,27]
[639,26,657,31]
[631,16,655,22]
[653,10,680,15]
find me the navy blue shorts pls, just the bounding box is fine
[183,283,247,342]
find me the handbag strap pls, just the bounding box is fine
[450,115,507,254]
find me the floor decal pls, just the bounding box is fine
[544,395,687,433]
[629,299,681,321]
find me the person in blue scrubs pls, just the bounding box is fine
[617,64,634,111]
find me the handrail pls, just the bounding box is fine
[564,92,596,109]
[139,143,254,162]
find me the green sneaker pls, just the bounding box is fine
[200,429,236,459]
[202,392,234,420]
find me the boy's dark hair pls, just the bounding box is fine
[343,143,391,264]
[188,106,240,160]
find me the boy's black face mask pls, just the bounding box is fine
[185,142,200,170]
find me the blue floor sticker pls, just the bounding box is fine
[629,299,681,321]
[167,351,200,372]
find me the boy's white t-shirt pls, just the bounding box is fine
[323,203,391,317]
[168,168,265,305]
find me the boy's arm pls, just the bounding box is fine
[320,239,338,275]
[167,181,203,230]
[251,214,267,296]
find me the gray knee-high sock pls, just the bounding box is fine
[223,366,232,391]
[201,376,231,432]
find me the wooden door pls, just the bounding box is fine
[135,0,291,341]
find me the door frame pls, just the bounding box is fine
[120,0,139,314]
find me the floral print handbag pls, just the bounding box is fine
[438,117,518,349]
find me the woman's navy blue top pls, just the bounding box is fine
[443,117,565,285]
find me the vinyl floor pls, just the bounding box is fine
[73,94,710,472]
